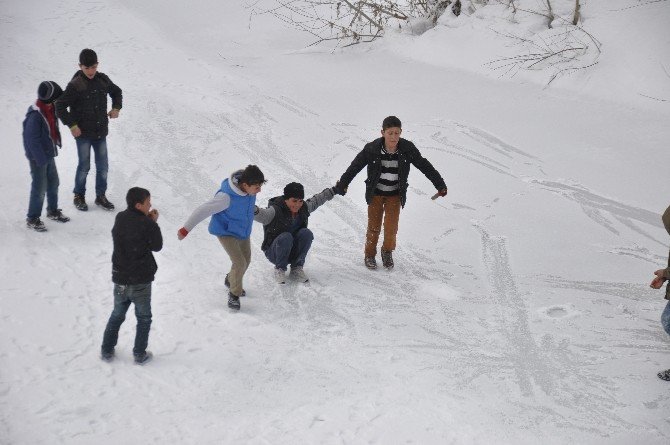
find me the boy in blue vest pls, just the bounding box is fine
[178,165,266,310]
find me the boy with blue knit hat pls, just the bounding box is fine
[23,81,70,231]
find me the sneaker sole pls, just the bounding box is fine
[95,204,115,211]
[47,217,70,223]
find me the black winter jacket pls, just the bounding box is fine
[261,196,309,251]
[112,208,163,285]
[56,71,122,140]
[338,137,446,207]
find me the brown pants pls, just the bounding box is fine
[365,195,401,258]
[218,236,251,297]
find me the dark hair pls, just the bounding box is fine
[238,165,266,186]
[126,187,150,208]
[283,182,304,200]
[79,48,98,67]
[382,116,402,130]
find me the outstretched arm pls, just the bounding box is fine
[178,192,230,239]
[338,148,368,190]
[305,187,336,214]
[254,205,276,225]
[407,144,447,196]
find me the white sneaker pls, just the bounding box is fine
[274,268,286,284]
[290,266,309,283]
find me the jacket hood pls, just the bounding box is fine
[228,170,247,196]
[663,205,670,235]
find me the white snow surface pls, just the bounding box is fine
[1,0,670,443]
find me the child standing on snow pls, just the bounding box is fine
[56,48,122,212]
[335,116,448,270]
[23,81,70,232]
[178,165,266,311]
[101,187,162,365]
[650,205,670,380]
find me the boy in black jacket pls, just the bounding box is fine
[336,116,448,270]
[56,48,122,212]
[101,187,162,365]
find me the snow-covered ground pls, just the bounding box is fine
[1,0,670,443]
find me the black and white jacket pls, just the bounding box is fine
[338,137,446,207]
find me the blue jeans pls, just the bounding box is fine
[101,283,152,356]
[73,137,108,196]
[264,228,313,270]
[27,159,59,218]
[662,300,670,336]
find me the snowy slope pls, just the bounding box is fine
[1,0,670,443]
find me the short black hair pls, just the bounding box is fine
[79,48,98,67]
[382,116,402,130]
[239,165,266,186]
[283,182,304,200]
[126,187,150,208]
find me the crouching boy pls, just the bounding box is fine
[255,182,339,284]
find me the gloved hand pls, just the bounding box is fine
[333,181,347,196]
[177,227,189,240]
[437,187,448,197]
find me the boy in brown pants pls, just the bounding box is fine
[336,116,448,269]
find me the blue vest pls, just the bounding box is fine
[208,179,256,239]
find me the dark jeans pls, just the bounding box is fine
[74,137,108,196]
[264,228,313,270]
[27,159,59,218]
[662,300,670,336]
[101,283,152,356]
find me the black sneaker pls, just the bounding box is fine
[47,209,70,223]
[95,195,115,210]
[658,369,670,381]
[224,274,246,296]
[228,292,241,310]
[26,217,47,232]
[364,257,377,270]
[134,351,153,365]
[381,250,394,269]
[100,350,115,362]
[73,194,88,211]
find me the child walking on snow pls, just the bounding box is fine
[650,204,670,380]
[178,165,266,311]
[335,116,448,270]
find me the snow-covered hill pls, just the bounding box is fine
[1,0,669,443]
